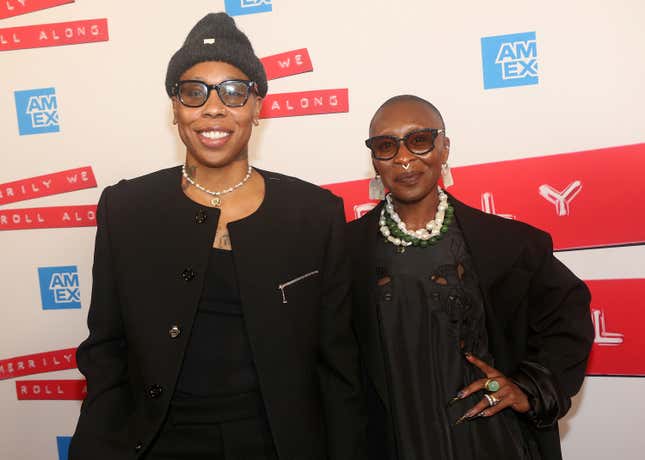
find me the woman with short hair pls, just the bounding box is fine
[349,94,593,460]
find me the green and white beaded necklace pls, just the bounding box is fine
[379,187,454,252]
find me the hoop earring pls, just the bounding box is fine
[441,163,454,187]
[369,174,385,200]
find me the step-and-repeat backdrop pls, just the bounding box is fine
[1,1,644,458]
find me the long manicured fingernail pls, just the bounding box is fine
[464,351,473,358]
[454,414,469,426]
[447,391,466,407]
[454,410,475,426]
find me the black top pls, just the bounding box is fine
[375,219,539,460]
[175,247,260,398]
[348,197,593,460]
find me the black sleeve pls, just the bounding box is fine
[511,232,593,428]
[69,186,132,457]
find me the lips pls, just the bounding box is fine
[196,128,232,148]
[395,171,422,184]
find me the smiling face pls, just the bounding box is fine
[370,99,450,204]
[172,61,262,168]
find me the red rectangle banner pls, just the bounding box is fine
[0,0,74,19]
[0,18,109,52]
[261,48,313,80]
[259,88,349,118]
[0,348,77,380]
[448,144,645,250]
[0,166,97,205]
[323,144,645,251]
[585,279,645,376]
[16,379,86,400]
[0,204,97,230]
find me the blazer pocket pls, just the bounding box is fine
[278,270,320,304]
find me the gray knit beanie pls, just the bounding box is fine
[165,13,267,97]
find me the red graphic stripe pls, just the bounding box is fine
[0,348,77,381]
[323,144,645,250]
[585,279,645,377]
[0,166,96,206]
[16,379,86,400]
[0,18,108,52]
[260,89,349,118]
[0,0,74,20]
[448,144,645,250]
[261,48,313,80]
[0,204,97,231]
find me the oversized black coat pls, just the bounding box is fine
[347,197,594,460]
[69,166,365,460]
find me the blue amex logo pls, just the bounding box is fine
[225,0,272,16]
[38,266,81,310]
[481,32,538,89]
[14,87,60,135]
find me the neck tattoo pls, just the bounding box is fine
[379,187,454,253]
[182,163,253,208]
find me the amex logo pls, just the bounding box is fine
[37,266,81,309]
[481,31,538,89]
[14,87,60,136]
[225,0,272,16]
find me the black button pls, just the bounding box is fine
[195,210,207,224]
[180,268,196,282]
[146,384,163,399]
[134,442,143,452]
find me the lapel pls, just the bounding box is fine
[351,201,392,411]
[449,195,525,371]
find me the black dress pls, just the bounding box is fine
[374,220,540,460]
[147,248,277,460]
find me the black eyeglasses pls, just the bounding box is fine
[172,79,257,108]
[365,128,445,160]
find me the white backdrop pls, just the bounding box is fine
[1,0,644,458]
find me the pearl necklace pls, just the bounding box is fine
[182,164,253,207]
[379,188,454,251]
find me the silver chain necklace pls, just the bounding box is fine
[182,163,253,208]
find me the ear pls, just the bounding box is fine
[252,96,263,125]
[441,136,450,163]
[371,158,382,176]
[171,98,179,125]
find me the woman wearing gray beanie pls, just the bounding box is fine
[69,12,365,460]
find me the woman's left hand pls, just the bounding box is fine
[454,353,531,425]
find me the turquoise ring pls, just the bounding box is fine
[485,379,501,392]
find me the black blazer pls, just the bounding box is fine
[348,197,593,460]
[69,166,365,460]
